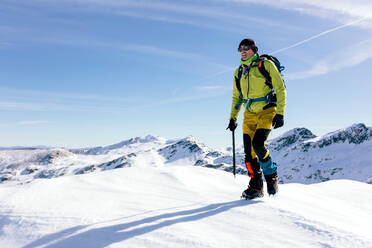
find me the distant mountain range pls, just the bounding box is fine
[1,123,371,184]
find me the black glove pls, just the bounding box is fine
[272,114,284,129]
[226,118,237,131]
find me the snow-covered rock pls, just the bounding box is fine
[268,123,372,184]
[158,136,208,163]
[0,123,372,185]
[316,123,372,147]
[268,127,316,151]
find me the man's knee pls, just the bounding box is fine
[252,129,271,159]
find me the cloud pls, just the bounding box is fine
[9,0,298,31]
[220,0,372,28]
[0,100,135,113]
[33,36,204,60]
[195,85,230,93]
[18,120,51,126]
[0,87,140,113]
[285,39,372,80]
[209,16,370,80]
[105,1,290,29]
[270,18,366,55]
[0,87,136,102]
[288,0,372,20]
[122,44,203,60]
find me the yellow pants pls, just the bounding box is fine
[242,106,276,160]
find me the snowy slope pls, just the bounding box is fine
[0,164,371,248]
[0,124,371,185]
[1,124,372,247]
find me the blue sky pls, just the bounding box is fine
[1,0,372,149]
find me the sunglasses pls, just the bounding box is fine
[238,45,252,52]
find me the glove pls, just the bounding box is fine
[226,118,237,131]
[272,114,284,129]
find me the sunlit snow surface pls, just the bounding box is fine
[0,165,371,248]
[0,124,371,247]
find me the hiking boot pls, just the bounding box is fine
[241,172,263,200]
[242,186,264,200]
[265,172,279,196]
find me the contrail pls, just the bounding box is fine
[270,17,367,55]
[207,17,367,80]
[206,17,368,78]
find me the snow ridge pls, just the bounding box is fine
[268,127,316,151]
[71,135,164,155]
[0,123,372,185]
[158,136,208,163]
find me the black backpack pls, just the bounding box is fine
[235,54,285,92]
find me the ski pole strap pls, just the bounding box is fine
[234,90,275,110]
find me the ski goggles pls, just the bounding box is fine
[238,45,252,52]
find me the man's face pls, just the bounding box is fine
[239,45,255,61]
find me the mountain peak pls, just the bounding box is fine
[344,123,369,135]
[282,127,316,139]
[158,136,207,163]
[268,127,316,151]
[119,135,165,146]
[72,135,166,155]
[181,135,198,142]
[319,123,372,146]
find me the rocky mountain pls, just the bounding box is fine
[268,127,317,152]
[158,136,208,163]
[71,135,165,155]
[0,123,371,185]
[267,123,372,184]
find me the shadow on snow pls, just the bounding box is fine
[24,199,259,248]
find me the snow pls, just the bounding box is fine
[1,164,372,248]
[1,124,372,247]
[1,123,372,185]
[72,135,166,155]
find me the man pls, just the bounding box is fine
[227,38,286,199]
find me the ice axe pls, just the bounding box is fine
[226,124,237,178]
[232,129,236,178]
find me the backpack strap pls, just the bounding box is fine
[235,62,255,94]
[258,60,273,89]
[233,65,246,110]
[240,90,275,111]
[234,65,243,94]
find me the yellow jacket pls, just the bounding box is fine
[230,56,286,120]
